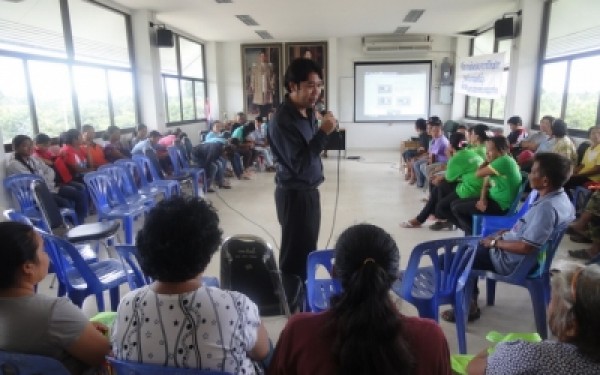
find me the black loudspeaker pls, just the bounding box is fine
[156,28,174,48]
[494,18,514,41]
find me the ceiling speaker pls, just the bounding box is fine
[156,28,174,48]
[494,18,514,41]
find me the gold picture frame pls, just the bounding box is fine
[240,43,283,118]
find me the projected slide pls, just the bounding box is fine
[354,61,431,122]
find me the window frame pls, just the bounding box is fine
[0,0,139,150]
[160,35,207,127]
[532,1,600,137]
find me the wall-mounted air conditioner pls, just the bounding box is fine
[362,34,433,53]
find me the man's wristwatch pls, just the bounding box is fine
[490,238,497,248]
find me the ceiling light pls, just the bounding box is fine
[404,9,424,23]
[215,0,233,3]
[255,30,273,39]
[236,15,258,26]
[394,26,409,34]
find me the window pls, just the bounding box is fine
[464,29,510,123]
[160,35,207,125]
[0,0,136,143]
[535,0,600,134]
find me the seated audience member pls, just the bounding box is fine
[205,121,249,180]
[413,116,449,188]
[60,129,94,182]
[466,124,490,160]
[131,130,162,155]
[563,125,600,197]
[455,124,468,134]
[467,262,600,374]
[191,142,232,191]
[33,133,59,167]
[112,197,270,372]
[443,153,575,323]
[231,112,248,134]
[506,116,528,155]
[268,223,451,375]
[250,116,275,171]
[81,124,107,169]
[401,132,484,230]
[8,135,88,224]
[520,115,554,152]
[550,119,578,165]
[449,136,522,234]
[130,124,148,148]
[103,125,131,162]
[0,222,111,373]
[403,118,430,184]
[567,191,600,260]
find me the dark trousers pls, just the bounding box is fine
[415,180,456,223]
[450,197,507,234]
[563,175,592,199]
[275,186,320,281]
[56,181,88,224]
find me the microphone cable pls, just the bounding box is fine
[324,129,342,249]
[214,188,280,251]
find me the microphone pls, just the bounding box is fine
[315,102,327,116]
[314,102,339,131]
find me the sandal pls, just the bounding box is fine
[400,219,422,229]
[429,221,456,231]
[569,249,593,260]
[570,234,592,244]
[441,307,481,323]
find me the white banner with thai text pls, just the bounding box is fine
[455,52,505,99]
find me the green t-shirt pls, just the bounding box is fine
[467,144,487,160]
[231,126,244,141]
[445,149,485,199]
[488,154,522,210]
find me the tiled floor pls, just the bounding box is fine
[35,150,585,355]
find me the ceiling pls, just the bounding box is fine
[111,0,518,42]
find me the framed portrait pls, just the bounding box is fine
[285,41,328,107]
[241,43,282,118]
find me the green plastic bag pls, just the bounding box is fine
[90,311,118,337]
[450,331,542,374]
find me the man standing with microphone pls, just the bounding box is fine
[268,58,337,281]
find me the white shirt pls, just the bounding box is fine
[112,286,260,374]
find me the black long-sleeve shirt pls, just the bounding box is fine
[268,97,329,189]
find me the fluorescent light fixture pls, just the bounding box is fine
[394,26,409,34]
[404,9,424,23]
[236,15,258,26]
[255,30,273,39]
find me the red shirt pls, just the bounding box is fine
[268,311,451,375]
[33,146,56,163]
[82,143,107,168]
[60,144,87,171]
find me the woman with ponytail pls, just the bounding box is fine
[268,224,451,375]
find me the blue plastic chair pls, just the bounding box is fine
[4,173,78,228]
[132,154,182,198]
[98,164,156,212]
[472,172,529,236]
[40,230,130,312]
[107,357,233,375]
[115,158,170,199]
[391,236,481,354]
[0,350,69,375]
[84,171,146,244]
[306,249,342,312]
[168,146,207,197]
[479,190,539,237]
[474,222,569,339]
[114,245,220,291]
